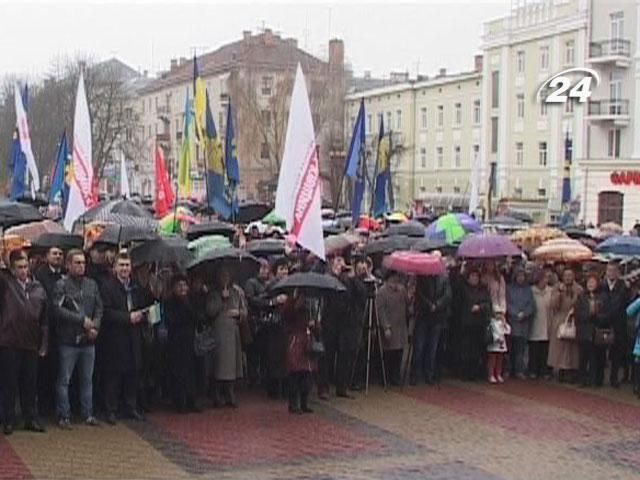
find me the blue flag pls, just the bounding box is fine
[344,99,365,178]
[373,118,390,217]
[8,132,26,201]
[205,90,233,219]
[351,150,366,226]
[225,102,239,185]
[49,132,68,206]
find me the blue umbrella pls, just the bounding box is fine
[594,236,640,257]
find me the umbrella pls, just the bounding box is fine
[385,221,426,238]
[188,235,232,259]
[532,238,593,263]
[325,233,360,256]
[81,199,152,221]
[237,202,272,224]
[159,212,199,234]
[457,234,521,259]
[246,239,286,257]
[411,238,450,253]
[385,212,408,224]
[188,248,260,285]
[93,223,160,245]
[363,235,418,255]
[599,222,624,236]
[505,211,533,223]
[485,215,525,227]
[594,236,640,257]
[6,220,65,240]
[323,225,346,237]
[186,221,235,241]
[0,201,43,228]
[74,214,158,234]
[425,213,469,244]
[270,272,347,294]
[382,251,446,276]
[0,234,31,254]
[511,226,567,251]
[357,215,381,231]
[33,232,83,250]
[262,210,286,227]
[130,236,193,266]
[563,228,594,240]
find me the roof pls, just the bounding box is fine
[141,31,328,94]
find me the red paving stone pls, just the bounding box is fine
[147,396,388,468]
[404,383,605,441]
[0,437,32,480]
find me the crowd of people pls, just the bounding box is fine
[1,230,640,437]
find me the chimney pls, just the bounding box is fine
[437,67,447,78]
[285,38,298,49]
[328,39,344,70]
[170,58,178,71]
[263,28,274,46]
[364,70,371,80]
[474,54,483,72]
[179,57,187,66]
[243,30,251,41]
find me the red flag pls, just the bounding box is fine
[154,145,174,217]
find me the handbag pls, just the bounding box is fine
[593,327,615,347]
[557,312,576,341]
[194,323,216,356]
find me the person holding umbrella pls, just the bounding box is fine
[206,266,248,408]
[377,269,409,386]
[264,258,290,399]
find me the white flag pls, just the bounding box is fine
[14,84,40,193]
[64,72,94,231]
[275,64,325,260]
[120,150,130,198]
[468,147,480,216]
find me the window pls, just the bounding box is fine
[261,110,271,127]
[490,117,498,153]
[436,146,443,168]
[598,191,624,225]
[565,99,574,114]
[515,142,524,166]
[565,40,575,65]
[540,101,548,117]
[516,50,525,74]
[396,109,402,129]
[420,107,427,129]
[261,76,273,96]
[453,186,461,194]
[473,100,481,124]
[154,96,158,110]
[516,94,525,119]
[473,144,480,158]
[538,142,548,166]
[540,46,549,70]
[491,71,500,108]
[175,119,179,133]
[218,112,225,133]
[514,187,523,198]
[350,116,355,129]
[538,188,547,198]
[611,12,624,51]
[436,186,443,194]
[420,147,426,168]
[437,105,444,127]
[453,145,461,168]
[454,103,462,126]
[383,111,390,130]
[610,69,623,114]
[141,100,145,114]
[148,125,152,138]
[260,142,270,159]
[367,114,372,133]
[608,128,621,158]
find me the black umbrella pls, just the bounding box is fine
[82,199,153,222]
[505,210,533,223]
[95,224,160,246]
[323,225,346,237]
[270,272,347,295]
[485,215,524,227]
[79,213,158,231]
[0,201,43,228]
[363,235,418,255]
[188,248,260,285]
[33,232,83,250]
[129,236,193,266]
[411,238,450,253]
[563,227,594,240]
[246,239,286,257]
[385,221,426,238]
[186,221,236,241]
[237,202,271,224]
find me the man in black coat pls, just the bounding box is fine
[600,261,630,388]
[98,252,152,424]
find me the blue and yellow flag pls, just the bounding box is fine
[48,131,68,206]
[205,89,233,219]
[225,101,239,185]
[345,99,365,178]
[193,55,206,143]
[373,117,390,217]
[177,89,192,197]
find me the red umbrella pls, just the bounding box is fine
[383,251,445,276]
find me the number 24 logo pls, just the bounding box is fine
[537,67,600,104]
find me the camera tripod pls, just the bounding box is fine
[350,293,387,394]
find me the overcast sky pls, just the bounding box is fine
[0,0,510,81]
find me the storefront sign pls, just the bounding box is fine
[610,171,640,186]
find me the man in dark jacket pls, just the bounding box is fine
[0,250,48,435]
[99,252,152,425]
[600,261,629,388]
[411,272,452,385]
[244,259,272,386]
[53,249,103,429]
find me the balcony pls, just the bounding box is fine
[587,99,630,126]
[588,39,631,67]
[156,105,171,120]
[156,132,171,144]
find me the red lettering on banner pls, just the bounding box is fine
[611,170,640,186]
[291,143,319,238]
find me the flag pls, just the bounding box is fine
[8,131,26,201]
[14,83,40,193]
[64,71,95,231]
[468,146,480,215]
[560,133,573,227]
[373,118,390,217]
[177,89,192,197]
[275,64,325,260]
[48,132,68,205]
[205,89,233,219]
[154,144,174,217]
[120,151,130,198]
[387,128,395,211]
[351,147,366,226]
[344,99,365,178]
[193,55,206,143]
[225,102,239,185]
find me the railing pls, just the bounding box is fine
[588,99,629,116]
[589,39,631,58]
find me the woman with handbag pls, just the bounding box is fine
[574,273,607,388]
[548,268,582,382]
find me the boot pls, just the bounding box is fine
[300,393,313,414]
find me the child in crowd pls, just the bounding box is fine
[487,309,511,384]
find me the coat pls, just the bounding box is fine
[574,291,606,343]
[547,282,582,370]
[506,282,536,338]
[283,298,317,374]
[530,285,551,341]
[99,276,153,373]
[482,273,506,314]
[322,273,366,352]
[415,275,452,327]
[457,282,492,371]
[164,296,196,377]
[377,283,408,351]
[53,275,103,347]
[600,280,629,338]
[206,285,247,381]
